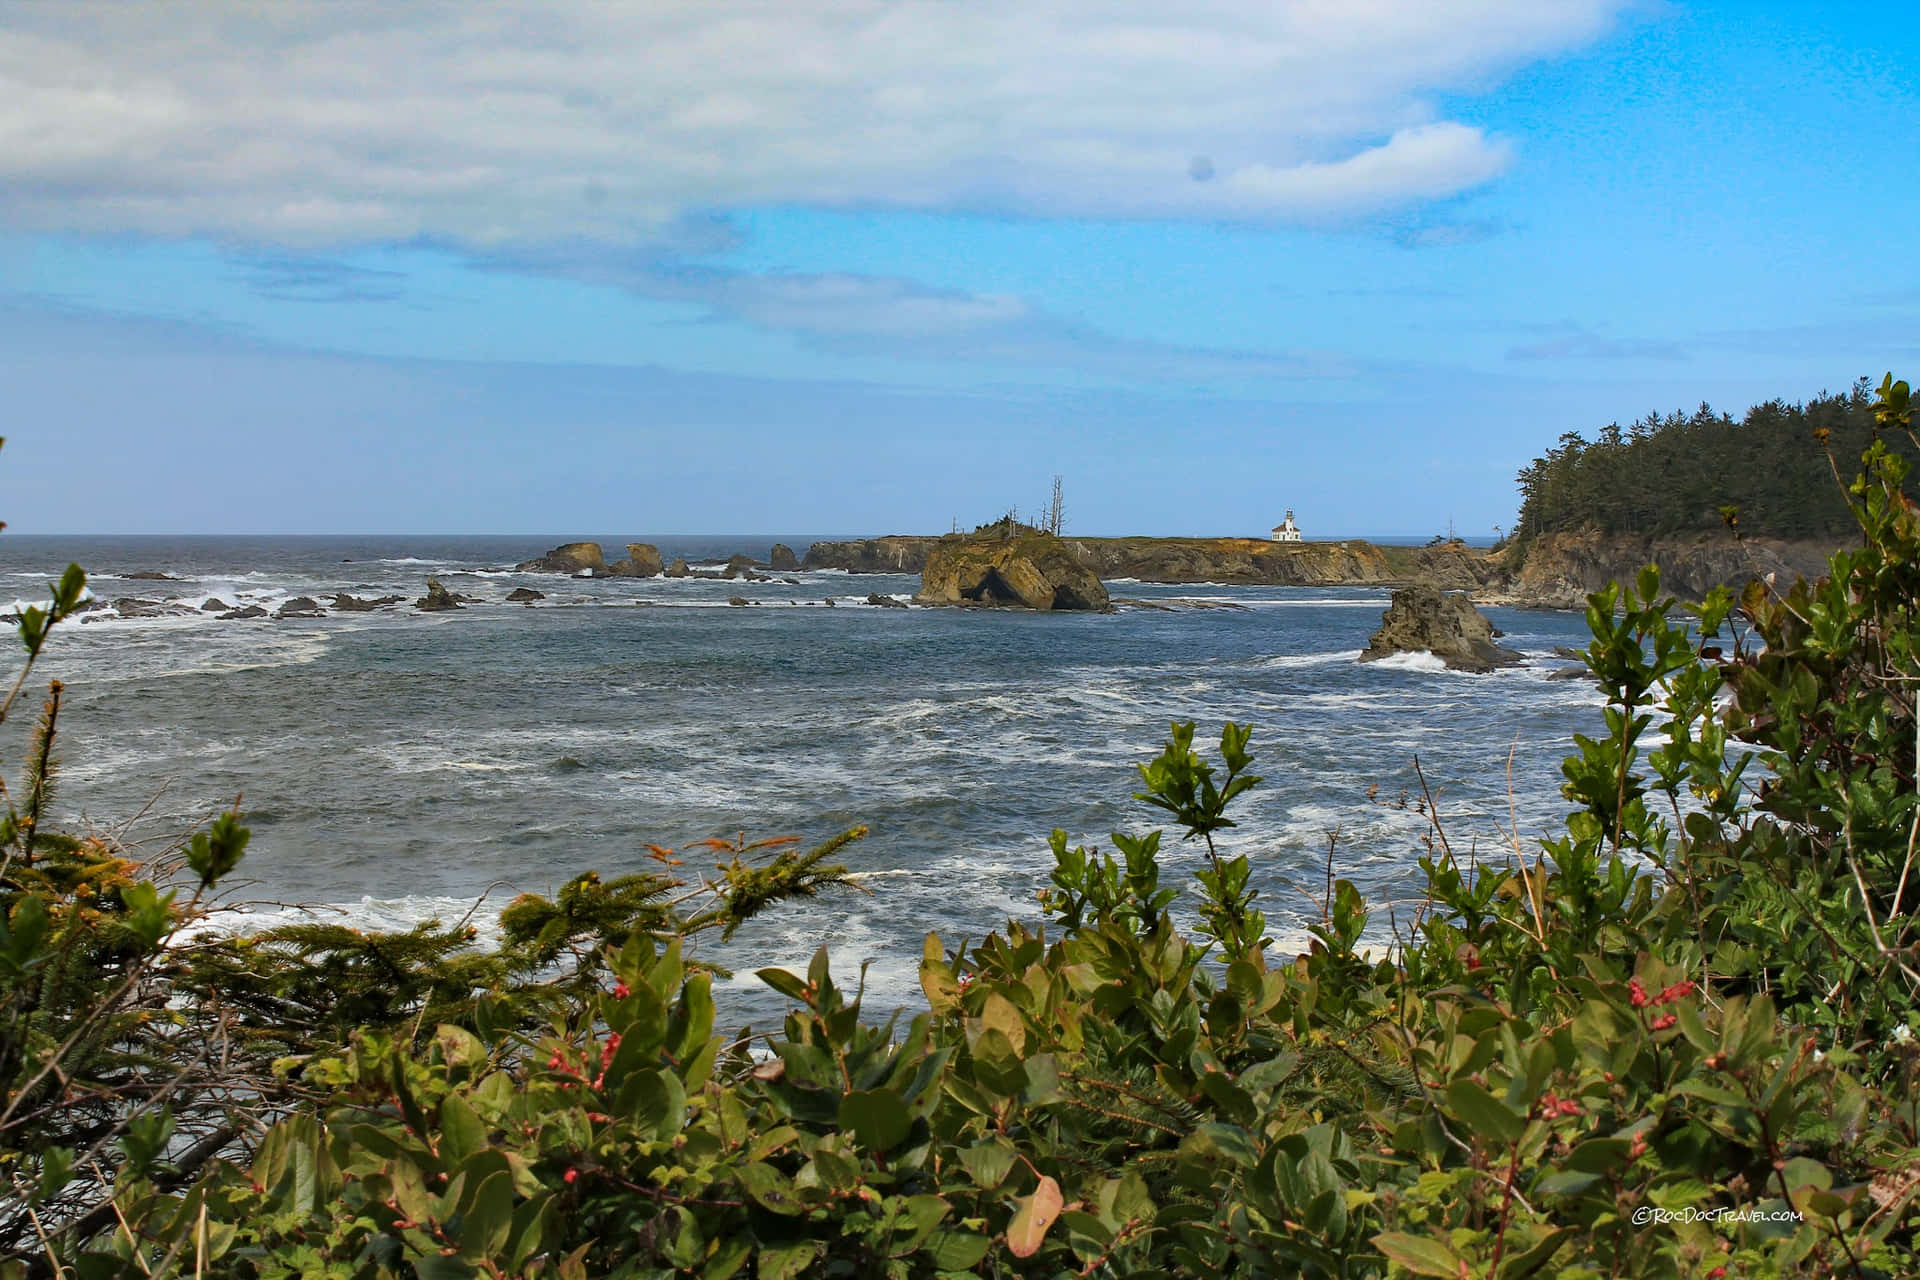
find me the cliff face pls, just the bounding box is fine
[805,536,1498,588]
[1488,530,1843,608]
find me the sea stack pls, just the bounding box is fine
[916,529,1108,611]
[1359,585,1521,673]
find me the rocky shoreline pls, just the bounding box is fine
[43,525,1847,629]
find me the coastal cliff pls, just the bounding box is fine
[1483,530,1843,608]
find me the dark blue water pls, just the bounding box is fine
[0,536,1601,1020]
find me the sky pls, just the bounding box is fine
[1,1,1916,537]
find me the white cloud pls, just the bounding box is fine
[0,1,1625,245]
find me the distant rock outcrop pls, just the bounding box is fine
[219,605,269,620]
[275,597,326,619]
[1360,585,1521,673]
[804,537,940,573]
[416,577,461,612]
[865,593,906,609]
[201,598,230,613]
[723,554,759,579]
[608,543,664,577]
[664,558,690,578]
[516,542,608,574]
[916,532,1109,611]
[506,587,545,602]
[768,543,800,571]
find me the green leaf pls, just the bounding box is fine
[1498,1227,1569,1278]
[839,1088,912,1152]
[920,932,962,1013]
[438,1093,489,1164]
[924,1231,991,1271]
[1181,1123,1260,1169]
[756,1241,819,1280]
[757,967,809,1001]
[34,1146,73,1205]
[735,1162,802,1215]
[457,1169,514,1259]
[958,1139,1017,1190]
[1374,1232,1465,1278]
[1446,1079,1527,1146]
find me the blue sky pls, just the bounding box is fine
[1,1,1915,536]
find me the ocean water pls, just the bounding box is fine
[0,536,1603,1023]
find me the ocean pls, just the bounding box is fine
[0,535,1603,1023]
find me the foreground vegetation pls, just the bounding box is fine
[1511,376,1915,546]
[4,376,1920,1276]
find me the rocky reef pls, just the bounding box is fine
[416,578,461,612]
[915,532,1108,611]
[768,543,799,571]
[1359,585,1522,673]
[516,541,667,577]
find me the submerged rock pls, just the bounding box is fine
[516,542,608,574]
[866,593,907,609]
[769,543,799,571]
[1359,585,1522,673]
[121,570,179,581]
[416,577,461,611]
[330,593,402,612]
[506,587,545,602]
[916,532,1108,611]
[728,595,751,606]
[219,606,270,620]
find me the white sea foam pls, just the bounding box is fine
[1257,649,1363,669]
[188,893,509,946]
[1367,650,1451,674]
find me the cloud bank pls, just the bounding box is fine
[0,1,1624,245]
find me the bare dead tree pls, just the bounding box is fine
[1044,474,1066,536]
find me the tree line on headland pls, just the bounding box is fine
[1511,377,1915,548]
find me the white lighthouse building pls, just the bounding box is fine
[1271,509,1303,542]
